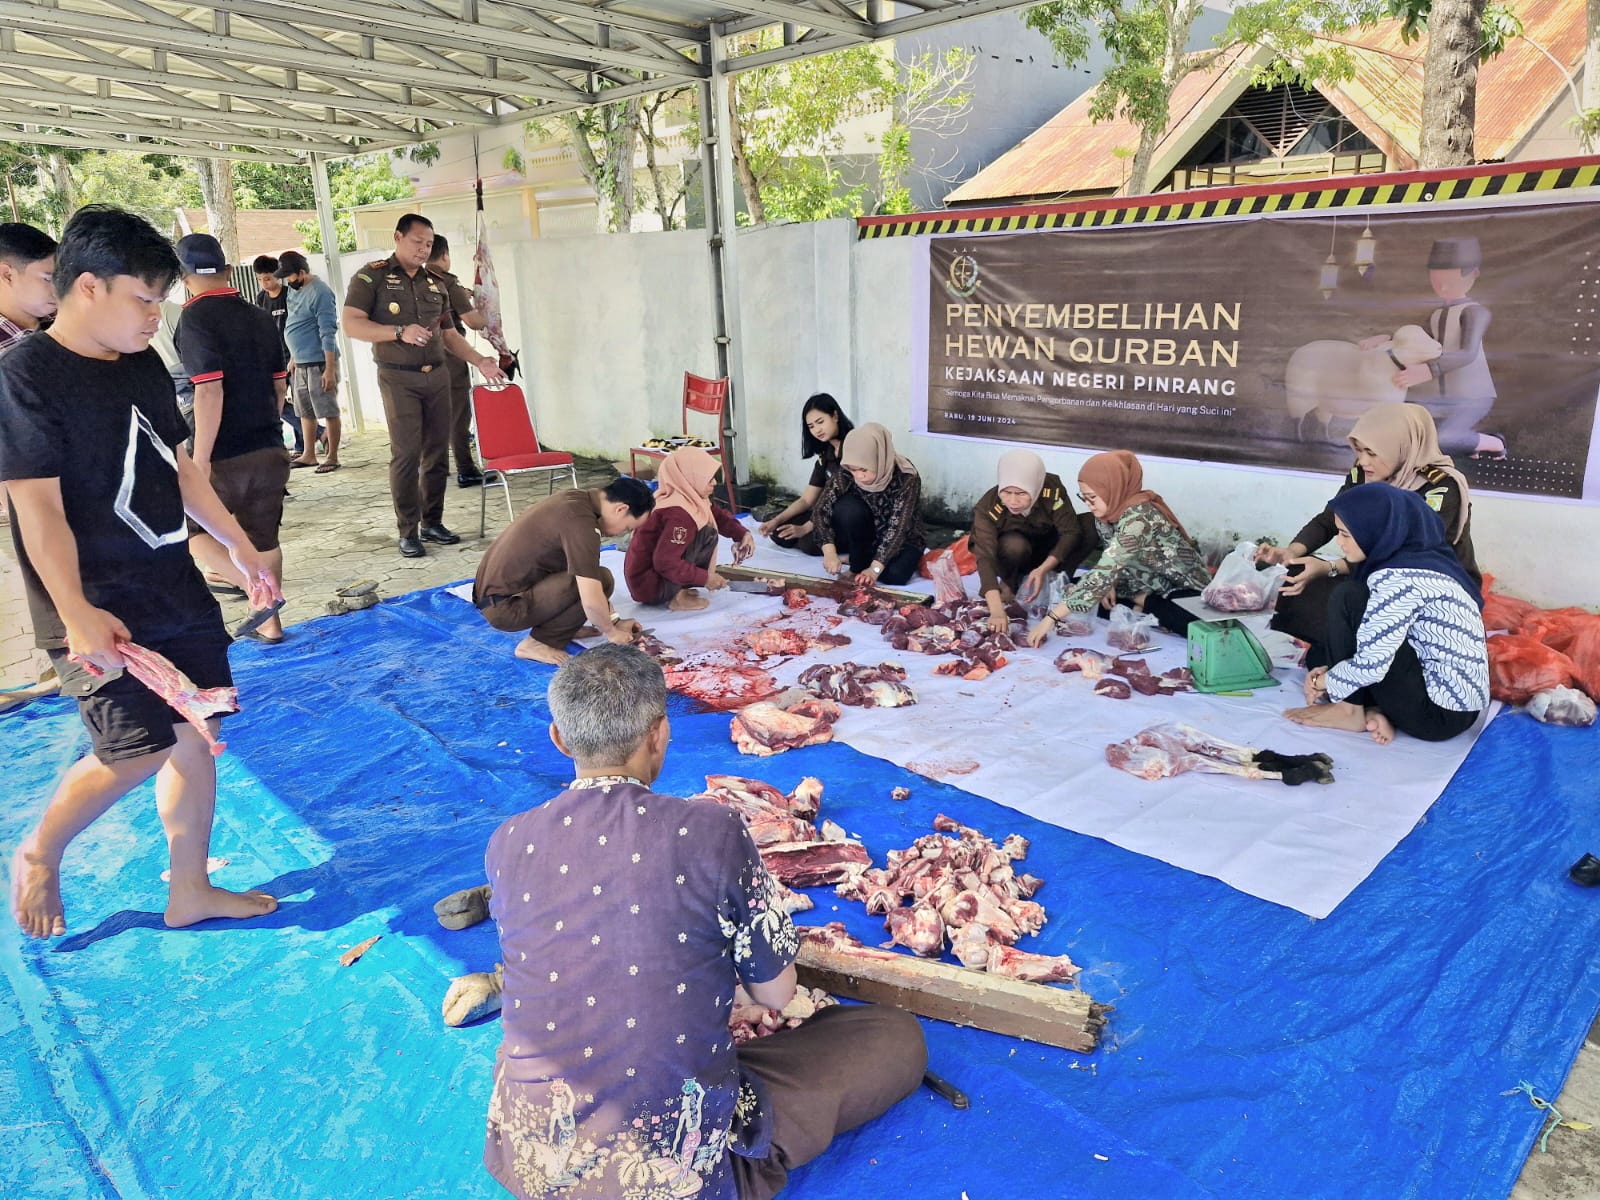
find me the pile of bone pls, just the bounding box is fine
[728,983,838,1044]
[690,774,870,889]
[835,815,1078,983]
[730,689,840,756]
[1055,646,1194,700]
[798,661,918,708]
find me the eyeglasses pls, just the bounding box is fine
[1076,492,1098,503]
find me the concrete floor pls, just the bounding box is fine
[2,428,1596,1198]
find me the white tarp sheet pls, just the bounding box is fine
[451,518,1492,918]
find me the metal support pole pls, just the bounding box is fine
[699,24,750,485]
[310,152,364,433]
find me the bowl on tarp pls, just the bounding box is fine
[1188,618,1280,694]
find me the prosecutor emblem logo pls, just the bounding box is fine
[945,253,980,300]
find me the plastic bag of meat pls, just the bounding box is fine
[1526,686,1597,726]
[1106,605,1159,652]
[1486,634,1576,705]
[1202,541,1287,613]
[925,549,968,605]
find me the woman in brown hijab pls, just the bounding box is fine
[1262,403,1478,647]
[813,422,926,586]
[1026,450,1210,647]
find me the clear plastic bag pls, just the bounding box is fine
[1107,604,1159,652]
[1526,686,1597,727]
[1202,541,1287,613]
[925,550,967,605]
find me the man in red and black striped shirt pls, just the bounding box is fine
[174,233,293,643]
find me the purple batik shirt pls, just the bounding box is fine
[483,777,798,1200]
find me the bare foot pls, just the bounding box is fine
[1283,699,1369,732]
[669,589,709,612]
[11,842,67,939]
[514,636,569,665]
[574,625,601,639]
[1365,708,1396,746]
[290,455,319,467]
[163,884,278,928]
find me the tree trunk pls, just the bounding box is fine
[1118,0,1204,197]
[1419,0,1486,167]
[48,154,77,215]
[726,74,765,225]
[605,99,642,233]
[193,157,240,263]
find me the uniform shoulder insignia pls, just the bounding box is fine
[1424,467,1447,482]
[367,258,388,268]
[1348,467,1361,483]
[355,273,372,283]
[1424,486,1446,512]
[988,503,1004,520]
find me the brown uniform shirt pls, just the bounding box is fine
[342,253,452,369]
[970,473,1080,595]
[1293,465,1480,584]
[435,268,475,334]
[474,488,605,604]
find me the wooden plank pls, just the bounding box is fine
[796,937,1107,1053]
[719,563,934,607]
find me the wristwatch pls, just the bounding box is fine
[394,325,403,342]
[1327,560,1341,578]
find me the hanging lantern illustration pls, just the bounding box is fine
[1319,217,1339,299]
[1354,221,1377,279]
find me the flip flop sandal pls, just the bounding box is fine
[314,462,342,473]
[336,579,380,598]
[289,459,318,469]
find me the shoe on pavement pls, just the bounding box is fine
[420,523,461,545]
[399,535,426,558]
[457,470,485,488]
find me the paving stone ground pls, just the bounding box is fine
[2,427,1596,1197]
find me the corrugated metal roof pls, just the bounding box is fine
[947,2,1586,204]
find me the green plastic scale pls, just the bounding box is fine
[1187,618,1280,694]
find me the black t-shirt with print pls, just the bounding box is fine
[254,286,288,344]
[0,332,217,648]
[177,289,287,461]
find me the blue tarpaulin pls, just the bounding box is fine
[4,584,1600,1199]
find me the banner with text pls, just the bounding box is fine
[917,202,1600,500]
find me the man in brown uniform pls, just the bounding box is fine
[425,235,488,489]
[473,477,655,664]
[342,213,506,558]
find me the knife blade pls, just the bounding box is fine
[231,598,286,638]
[922,1069,970,1110]
[724,580,784,595]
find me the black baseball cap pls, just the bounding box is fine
[175,233,227,276]
[275,250,310,278]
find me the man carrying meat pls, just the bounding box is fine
[480,644,926,1199]
[4,206,281,939]
[472,478,656,663]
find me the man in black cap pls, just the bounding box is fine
[342,213,507,558]
[174,233,293,642]
[1364,235,1502,459]
[276,249,341,472]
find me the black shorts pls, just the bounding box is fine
[187,444,291,552]
[49,616,234,764]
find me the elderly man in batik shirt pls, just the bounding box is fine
[481,645,925,1200]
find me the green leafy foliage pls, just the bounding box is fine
[294,155,415,253]
[1384,0,1522,62]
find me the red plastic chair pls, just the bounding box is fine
[472,382,578,537]
[629,372,736,510]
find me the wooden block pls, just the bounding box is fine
[796,934,1107,1053]
[718,564,933,607]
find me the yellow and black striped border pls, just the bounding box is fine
[857,159,1600,240]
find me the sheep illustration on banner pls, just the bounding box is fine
[472,179,521,382]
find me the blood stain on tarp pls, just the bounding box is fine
[664,665,780,711]
[905,759,980,778]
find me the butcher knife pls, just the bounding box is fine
[724,579,786,595]
[921,1069,970,1110]
[231,598,286,639]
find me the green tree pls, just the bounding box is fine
[293,154,415,253]
[233,161,315,209]
[1386,0,1522,165]
[725,39,974,224]
[1022,0,1386,196]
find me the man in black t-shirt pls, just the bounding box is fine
[253,253,301,455]
[1,206,282,941]
[177,234,293,643]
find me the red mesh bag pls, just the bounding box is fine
[1486,634,1577,705]
[1532,613,1600,702]
[1480,578,1538,634]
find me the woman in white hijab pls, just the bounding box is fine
[971,449,1084,633]
[813,423,927,586]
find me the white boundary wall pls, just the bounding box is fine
[346,220,1599,609]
